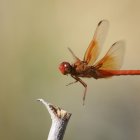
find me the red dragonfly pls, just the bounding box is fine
[59,20,140,105]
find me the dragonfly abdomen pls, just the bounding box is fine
[99,70,140,77]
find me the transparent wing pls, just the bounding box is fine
[94,41,125,70]
[83,20,109,66]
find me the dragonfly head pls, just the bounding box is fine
[59,62,72,75]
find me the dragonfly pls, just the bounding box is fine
[59,20,140,105]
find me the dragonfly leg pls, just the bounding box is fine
[67,48,80,61]
[78,78,87,105]
[66,80,78,86]
[71,75,87,105]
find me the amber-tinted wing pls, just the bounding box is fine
[83,20,109,66]
[94,41,125,70]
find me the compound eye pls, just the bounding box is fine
[64,63,68,68]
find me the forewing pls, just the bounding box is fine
[83,20,109,66]
[94,41,125,70]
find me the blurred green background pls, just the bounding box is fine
[1,0,140,140]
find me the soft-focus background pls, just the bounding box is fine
[1,0,140,140]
